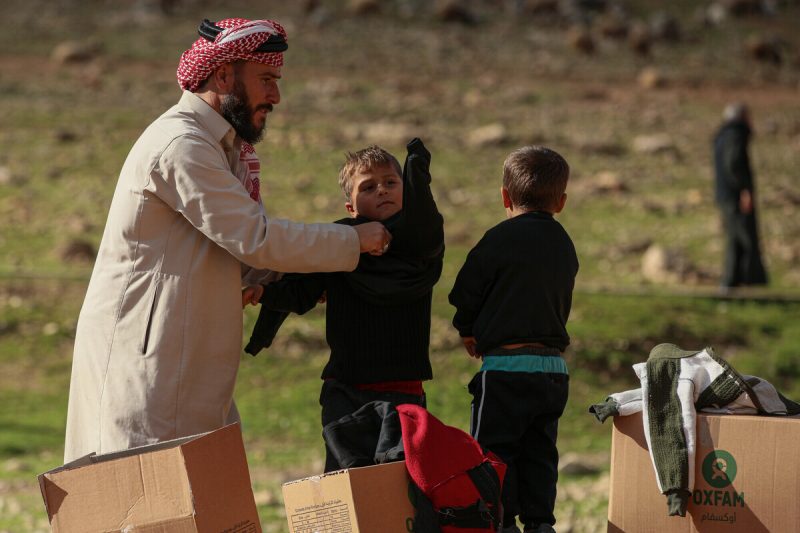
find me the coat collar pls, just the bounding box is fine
[178,90,236,146]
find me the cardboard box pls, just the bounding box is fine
[608,411,800,532]
[282,461,415,533]
[39,423,262,533]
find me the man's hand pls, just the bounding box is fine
[739,189,753,214]
[354,222,393,256]
[242,285,264,308]
[462,336,481,359]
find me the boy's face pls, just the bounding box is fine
[345,163,403,221]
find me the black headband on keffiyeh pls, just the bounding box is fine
[197,19,287,52]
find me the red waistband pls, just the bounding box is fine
[354,380,425,396]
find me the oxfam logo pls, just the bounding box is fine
[702,450,737,488]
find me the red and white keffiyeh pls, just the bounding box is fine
[238,141,262,204]
[177,18,287,92]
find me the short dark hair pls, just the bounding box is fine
[502,146,569,211]
[338,145,402,199]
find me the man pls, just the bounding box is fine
[64,17,391,462]
[712,102,767,290]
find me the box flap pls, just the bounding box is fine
[87,432,208,465]
[348,462,415,532]
[180,423,262,533]
[39,431,211,479]
[40,453,98,479]
[41,446,194,532]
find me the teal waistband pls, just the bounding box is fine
[480,354,568,375]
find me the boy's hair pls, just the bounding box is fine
[503,146,569,211]
[338,145,402,199]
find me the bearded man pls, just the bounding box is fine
[64,18,391,462]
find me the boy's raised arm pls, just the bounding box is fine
[386,138,444,259]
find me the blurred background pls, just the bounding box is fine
[1,0,799,530]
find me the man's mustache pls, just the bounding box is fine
[255,104,273,113]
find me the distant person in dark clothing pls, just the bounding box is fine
[449,146,578,533]
[713,103,768,289]
[245,139,444,472]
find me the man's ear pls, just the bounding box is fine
[501,186,513,209]
[345,202,357,217]
[211,63,236,93]
[554,193,567,213]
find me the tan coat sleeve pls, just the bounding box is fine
[150,135,360,273]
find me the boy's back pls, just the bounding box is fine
[449,211,577,356]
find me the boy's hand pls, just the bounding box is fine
[462,336,481,359]
[242,285,264,308]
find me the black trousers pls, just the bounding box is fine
[720,205,767,287]
[319,379,426,472]
[469,371,569,528]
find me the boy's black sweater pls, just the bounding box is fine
[448,212,578,355]
[245,139,443,384]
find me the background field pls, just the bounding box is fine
[1,0,799,531]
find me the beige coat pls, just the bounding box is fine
[64,91,359,462]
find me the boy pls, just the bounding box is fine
[448,146,578,533]
[245,139,444,472]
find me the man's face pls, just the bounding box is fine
[220,62,281,144]
[346,163,403,221]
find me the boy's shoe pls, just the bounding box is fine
[524,524,556,533]
[501,526,522,533]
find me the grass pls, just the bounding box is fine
[1,0,799,531]
[4,278,799,530]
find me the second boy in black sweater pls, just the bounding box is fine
[449,146,578,533]
[246,138,443,472]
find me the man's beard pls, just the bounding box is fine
[220,80,270,145]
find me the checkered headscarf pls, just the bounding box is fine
[177,18,288,92]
